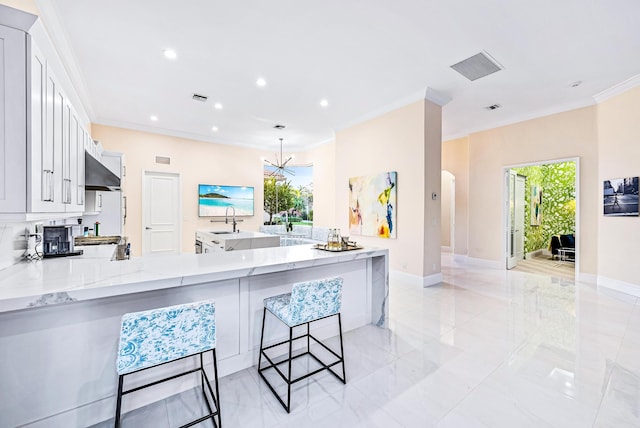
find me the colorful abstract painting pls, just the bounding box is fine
[531,185,542,226]
[348,171,397,238]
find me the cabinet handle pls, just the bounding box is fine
[50,171,55,202]
[63,179,71,204]
[43,170,53,202]
[123,196,127,225]
[145,227,152,230]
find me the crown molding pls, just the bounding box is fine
[593,73,640,104]
[35,0,96,121]
[424,87,452,106]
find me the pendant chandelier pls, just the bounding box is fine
[264,137,295,180]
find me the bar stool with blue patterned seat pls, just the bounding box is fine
[115,300,221,428]
[258,277,346,413]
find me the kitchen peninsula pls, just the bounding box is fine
[0,245,388,427]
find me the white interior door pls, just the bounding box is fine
[142,171,181,256]
[507,170,516,269]
[515,174,525,261]
[507,170,525,269]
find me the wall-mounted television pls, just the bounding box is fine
[198,184,254,217]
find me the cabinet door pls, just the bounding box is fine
[70,109,84,208]
[26,39,53,212]
[0,25,28,212]
[62,96,71,206]
[64,100,84,211]
[51,65,65,211]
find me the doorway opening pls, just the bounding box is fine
[504,158,578,277]
[441,170,455,253]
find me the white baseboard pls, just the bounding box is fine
[577,272,597,284]
[389,270,443,287]
[465,257,503,270]
[390,270,424,287]
[423,273,443,287]
[525,249,544,259]
[453,254,468,264]
[597,275,640,298]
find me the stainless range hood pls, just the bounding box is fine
[85,151,121,191]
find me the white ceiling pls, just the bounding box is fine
[39,0,640,151]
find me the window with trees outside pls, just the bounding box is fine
[263,165,313,226]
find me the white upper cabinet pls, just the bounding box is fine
[1,6,88,219]
[0,24,28,213]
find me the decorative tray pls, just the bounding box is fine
[313,243,362,252]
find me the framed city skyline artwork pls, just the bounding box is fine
[603,177,639,216]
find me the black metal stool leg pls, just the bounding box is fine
[286,325,293,413]
[114,375,124,428]
[338,313,346,383]
[258,308,267,370]
[212,348,222,428]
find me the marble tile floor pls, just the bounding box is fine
[92,254,640,427]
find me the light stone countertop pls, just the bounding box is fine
[0,244,387,313]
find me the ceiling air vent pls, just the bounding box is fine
[484,104,501,111]
[192,93,208,102]
[450,51,503,81]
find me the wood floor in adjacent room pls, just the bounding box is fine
[511,254,575,279]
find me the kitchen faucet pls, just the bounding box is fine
[225,206,238,232]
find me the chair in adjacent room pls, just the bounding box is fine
[115,300,221,428]
[258,277,346,413]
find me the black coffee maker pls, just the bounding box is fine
[42,226,83,257]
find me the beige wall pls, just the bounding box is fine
[447,106,599,275]
[442,137,469,255]
[335,100,427,275]
[596,86,640,287]
[0,0,38,14]
[92,125,266,255]
[422,100,443,278]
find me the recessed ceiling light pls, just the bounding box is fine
[150,115,158,121]
[211,126,218,132]
[163,49,177,60]
[320,99,329,107]
[256,78,266,87]
[214,103,223,110]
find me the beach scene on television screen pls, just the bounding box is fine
[199,185,254,216]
